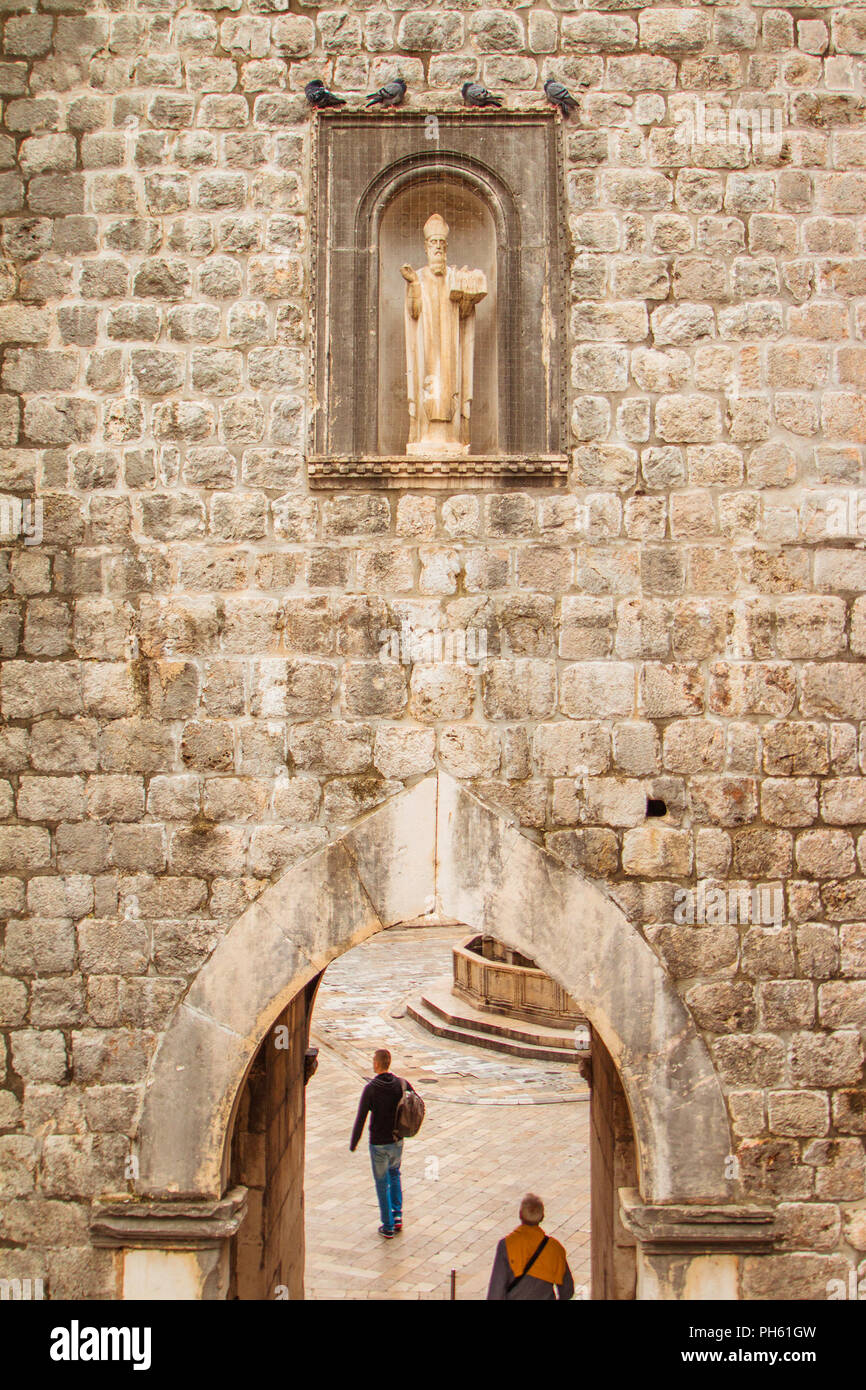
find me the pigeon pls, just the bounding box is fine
[461,81,503,109]
[304,79,346,110]
[366,78,407,109]
[544,78,578,119]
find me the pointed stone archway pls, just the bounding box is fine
[97,773,776,1299]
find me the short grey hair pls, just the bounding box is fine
[519,1193,544,1226]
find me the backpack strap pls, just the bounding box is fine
[504,1236,549,1295]
[393,1077,407,1142]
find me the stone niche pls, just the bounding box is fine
[310,112,568,488]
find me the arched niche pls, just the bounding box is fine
[353,150,523,457]
[311,114,567,477]
[376,174,499,456]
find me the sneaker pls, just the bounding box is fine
[378,1225,395,1239]
[393,1219,403,1232]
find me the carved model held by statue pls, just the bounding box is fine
[401,213,487,456]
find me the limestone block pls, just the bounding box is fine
[572,344,628,393]
[30,976,86,1029]
[482,659,556,721]
[372,727,435,780]
[486,494,535,538]
[123,1247,228,1301]
[438,727,501,779]
[655,924,739,979]
[0,1136,37,1196]
[790,1031,864,1087]
[561,13,636,53]
[804,1138,866,1201]
[534,722,610,777]
[2,660,81,720]
[11,1029,67,1083]
[571,300,648,342]
[686,981,756,1035]
[689,776,757,827]
[41,1133,127,1198]
[17,776,85,822]
[613,723,660,777]
[639,663,703,718]
[639,8,709,53]
[397,13,463,52]
[0,975,28,1025]
[78,920,148,975]
[546,827,619,876]
[249,660,335,720]
[796,830,856,879]
[409,665,475,723]
[818,982,866,1030]
[4,917,75,974]
[822,779,866,825]
[833,10,866,53]
[560,662,633,719]
[289,722,372,775]
[760,778,818,828]
[583,778,648,829]
[418,547,460,596]
[71,1030,154,1086]
[803,663,866,720]
[656,394,722,444]
[169,826,245,877]
[528,11,556,54]
[622,826,692,878]
[470,10,525,53]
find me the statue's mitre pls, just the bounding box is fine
[423,213,449,240]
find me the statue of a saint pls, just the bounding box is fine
[401,213,487,456]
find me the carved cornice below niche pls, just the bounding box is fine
[307,455,569,490]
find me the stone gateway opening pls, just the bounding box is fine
[225,922,638,1300]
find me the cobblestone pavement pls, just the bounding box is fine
[305,925,591,1300]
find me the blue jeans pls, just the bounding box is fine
[370,1141,403,1231]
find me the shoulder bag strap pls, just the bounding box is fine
[504,1236,549,1295]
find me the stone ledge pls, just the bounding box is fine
[90,1187,248,1250]
[307,455,570,489]
[619,1188,777,1254]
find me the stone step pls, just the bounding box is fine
[407,998,583,1066]
[422,978,582,1047]
[407,981,587,1067]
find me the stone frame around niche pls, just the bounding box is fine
[310,111,568,489]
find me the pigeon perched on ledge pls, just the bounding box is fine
[461,81,503,109]
[366,78,407,108]
[305,79,346,110]
[544,78,578,119]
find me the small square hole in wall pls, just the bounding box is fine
[646,798,667,818]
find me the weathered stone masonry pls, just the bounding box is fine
[0,0,866,1298]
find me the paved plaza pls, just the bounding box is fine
[304,925,591,1300]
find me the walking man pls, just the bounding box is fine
[487,1193,575,1300]
[350,1048,416,1239]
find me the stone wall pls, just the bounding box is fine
[0,0,865,1299]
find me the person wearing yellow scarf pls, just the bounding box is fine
[487,1194,575,1301]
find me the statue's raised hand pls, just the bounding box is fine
[400,264,418,283]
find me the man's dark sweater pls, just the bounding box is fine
[350,1072,414,1150]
